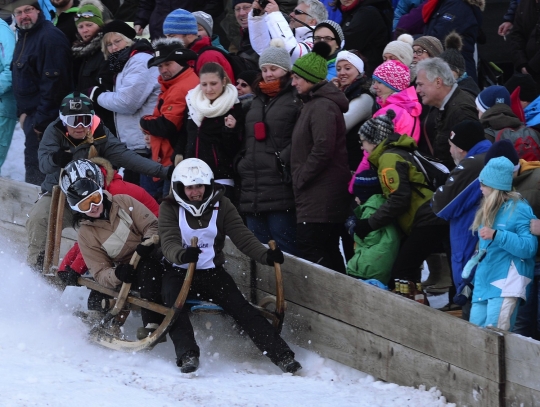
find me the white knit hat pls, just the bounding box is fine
[382,34,414,67]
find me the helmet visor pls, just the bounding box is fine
[60,114,93,128]
[72,190,103,213]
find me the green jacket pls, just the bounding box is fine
[368,133,440,235]
[346,194,400,284]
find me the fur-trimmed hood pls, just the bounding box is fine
[465,0,485,11]
[72,32,103,58]
[90,156,115,187]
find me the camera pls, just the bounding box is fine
[69,100,82,111]
[258,0,270,9]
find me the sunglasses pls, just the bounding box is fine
[236,81,249,88]
[60,114,93,128]
[73,190,103,213]
[293,8,313,18]
[75,11,97,21]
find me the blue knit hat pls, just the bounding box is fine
[163,8,198,36]
[475,85,511,113]
[479,156,514,191]
[484,139,520,167]
[353,169,382,203]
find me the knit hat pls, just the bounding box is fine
[353,169,382,202]
[163,8,198,36]
[372,60,410,92]
[232,0,254,8]
[475,85,511,113]
[505,73,539,102]
[75,0,104,27]
[292,41,330,83]
[382,34,414,67]
[449,120,485,151]
[259,38,291,72]
[192,10,213,37]
[147,37,198,68]
[412,36,443,58]
[102,20,136,39]
[479,156,514,191]
[336,50,364,75]
[315,19,345,49]
[237,70,259,87]
[359,109,396,146]
[484,139,520,168]
[439,32,465,76]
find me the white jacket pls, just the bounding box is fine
[248,10,313,64]
[97,53,159,151]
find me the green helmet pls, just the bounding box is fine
[59,91,95,116]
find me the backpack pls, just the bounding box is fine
[198,46,258,80]
[495,126,540,162]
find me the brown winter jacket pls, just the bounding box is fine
[77,192,158,288]
[290,81,352,224]
[159,185,269,268]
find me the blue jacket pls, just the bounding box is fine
[431,140,491,286]
[0,19,16,120]
[473,199,537,303]
[12,13,72,132]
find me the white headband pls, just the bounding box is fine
[336,51,365,75]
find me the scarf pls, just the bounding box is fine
[259,80,282,98]
[341,0,361,12]
[186,83,239,127]
[108,46,132,73]
[422,0,439,23]
[72,32,103,59]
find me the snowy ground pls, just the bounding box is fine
[0,126,454,406]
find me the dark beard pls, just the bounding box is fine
[51,0,71,8]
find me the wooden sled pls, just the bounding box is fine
[44,189,286,351]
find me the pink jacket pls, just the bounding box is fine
[349,86,421,193]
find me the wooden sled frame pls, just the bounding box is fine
[44,186,286,352]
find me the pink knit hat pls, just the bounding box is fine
[372,60,410,92]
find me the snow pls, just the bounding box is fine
[0,126,455,406]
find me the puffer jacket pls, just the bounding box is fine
[159,185,269,268]
[96,41,159,151]
[472,198,537,302]
[291,81,351,224]
[0,20,16,120]
[237,82,301,213]
[38,116,168,193]
[368,132,446,235]
[78,193,158,288]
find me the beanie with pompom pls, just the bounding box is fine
[292,42,331,83]
[359,109,396,146]
[259,38,291,72]
[382,34,414,67]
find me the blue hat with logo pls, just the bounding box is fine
[475,85,511,113]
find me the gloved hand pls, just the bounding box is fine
[344,215,357,238]
[266,247,284,266]
[57,267,80,286]
[115,263,137,283]
[52,150,73,167]
[354,218,374,240]
[88,86,105,102]
[181,247,202,264]
[135,240,155,258]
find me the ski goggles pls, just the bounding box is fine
[75,11,97,21]
[72,189,103,213]
[60,114,93,128]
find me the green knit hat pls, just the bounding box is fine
[292,42,331,83]
[75,0,104,27]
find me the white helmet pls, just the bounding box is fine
[172,158,215,217]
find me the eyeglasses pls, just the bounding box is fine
[234,5,252,12]
[313,36,336,43]
[14,6,36,17]
[106,38,125,49]
[293,8,313,17]
[74,190,103,213]
[413,49,428,56]
[75,11,97,21]
[236,81,249,88]
[60,114,93,128]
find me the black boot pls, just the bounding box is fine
[277,352,302,374]
[178,350,199,373]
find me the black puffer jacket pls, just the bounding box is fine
[237,82,301,213]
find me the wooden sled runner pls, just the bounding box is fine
[44,187,286,352]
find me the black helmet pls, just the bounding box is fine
[59,91,94,117]
[60,159,104,211]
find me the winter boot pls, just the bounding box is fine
[277,352,302,374]
[179,351,199,373]
[424,254,453,293]
[136,323,166,343]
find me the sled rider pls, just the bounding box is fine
[159,158,302,374]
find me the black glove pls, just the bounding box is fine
[57,267,80,286]
[167,165,175,180]
[135,240,155,258]
[354,218,374,240]
[115,263,137,283]
[266,247,284,266]
[344,215,357,238]
[52,150,73,167]
[181,247,202,264]
[88,86,105,102]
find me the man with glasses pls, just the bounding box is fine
[11,0,72,186]
[249,0,328,63]
[232,0,259,66]
[25,92,172,274]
